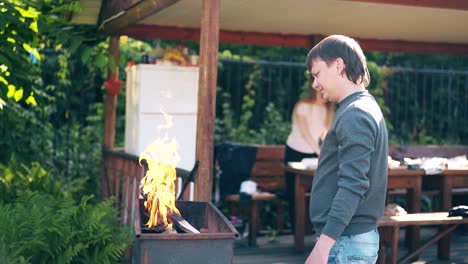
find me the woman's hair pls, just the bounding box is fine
[306,35,370,87]
[301,80,335,137]
[305,81,320,102]
[324,102,334,131]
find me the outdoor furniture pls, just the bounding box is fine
[286,165,424,252]
[420,170,468,258]
[220,144,286,247]
[378,212,468,264]
[389,145,468,259]
[224,192,280,247]
[286,163,468,261]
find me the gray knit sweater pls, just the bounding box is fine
[309,90,388,240]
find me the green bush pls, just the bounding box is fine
[0,160,63,203]
[0,192,133,264]
[0,162,133,264]
[0,98,104,199]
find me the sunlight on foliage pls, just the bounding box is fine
[6,84,29,103]
[22,44,41,61]
[13,88,23,102]
[25,93,37,106]
[6,85,15,98]
[219,50,255,62]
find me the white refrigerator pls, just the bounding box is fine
[125,64,199,171]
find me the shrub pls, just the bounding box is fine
[0,162,133,264]
[0,192,133,264]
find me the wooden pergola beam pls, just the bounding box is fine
[356,37,468,55]
[343,0,468,11]
[119,24,468,55]
[98,0,181,35]
[119,24,321,47]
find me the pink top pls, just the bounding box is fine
[286,102,327,154]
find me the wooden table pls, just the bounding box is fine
[285,166,424,252]
[423,169,468,210]
[422,169,468,259]
[378,212,468,264]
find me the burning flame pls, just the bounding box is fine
[139,112,181,229]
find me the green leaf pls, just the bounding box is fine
[69,39,82,53]
[81,47,93,64]
[0,54,13,69]
[0,16,6,31]
[94,53,107,69]
[13,88,23,102]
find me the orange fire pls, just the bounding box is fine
[139,112,181,229]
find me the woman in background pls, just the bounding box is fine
[284,82,334,231]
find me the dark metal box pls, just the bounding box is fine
[134,200,238,264]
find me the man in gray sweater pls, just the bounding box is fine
[305,35,388,264]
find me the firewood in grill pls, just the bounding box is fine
[163,228,178,234]
[170,213,200,233]
[141,225,166,233]
[140,211,167,233]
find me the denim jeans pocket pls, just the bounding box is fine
[345,230,379,263]
[328,230,379,264]
[347,254,378,263]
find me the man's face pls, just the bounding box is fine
[310,59,339,103]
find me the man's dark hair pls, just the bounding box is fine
[306,35,370,87]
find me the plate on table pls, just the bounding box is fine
[301,158,319,169]
[288,162,307,170]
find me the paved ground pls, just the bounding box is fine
[233,227,468,264]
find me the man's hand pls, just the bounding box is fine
[305,234,336,264]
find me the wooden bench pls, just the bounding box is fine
[377,212,468,264]
[224,145,286,246]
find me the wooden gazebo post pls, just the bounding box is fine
[101,35,121,198]
[103,35,121,148]
[194,0,220,202]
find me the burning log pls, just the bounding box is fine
[141,225,166,234]
[170,213,200,234]
[140,202,199,234]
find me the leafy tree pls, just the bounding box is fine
[0,0,40,107]
[1,0,115,107]
[1,0,115,198]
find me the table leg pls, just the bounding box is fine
[295,174,306,252]
[248,200,258,247]
[390,226,399,264]
[438,175,452,259]
[406,176,421,260]
[377,226,399,264]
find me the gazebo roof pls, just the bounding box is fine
[72,0,468,54]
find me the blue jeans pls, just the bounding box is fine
[327,229,379,264]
